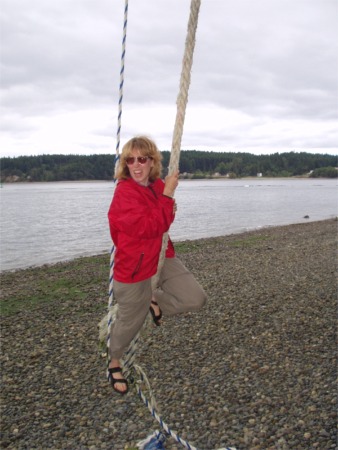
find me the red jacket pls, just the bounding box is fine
[108,177,176,283]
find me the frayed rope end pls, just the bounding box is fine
[136,430,167,449]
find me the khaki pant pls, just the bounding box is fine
[109,257,207,359]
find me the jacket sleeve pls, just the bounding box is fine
[108,181,175,240]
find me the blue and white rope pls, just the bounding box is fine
[107,0,128,379]
[133,364,236,450]
[115,0,129,159]
[106,0,129,378]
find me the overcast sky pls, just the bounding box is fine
[1,0,337,158]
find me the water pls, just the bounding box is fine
[1,179,337,271]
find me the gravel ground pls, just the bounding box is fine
[0,219,337,450]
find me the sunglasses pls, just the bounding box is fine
[125,156,152,165]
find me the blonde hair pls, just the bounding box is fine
[115,136,163,181]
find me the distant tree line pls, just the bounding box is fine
[0,154,115,182]
[0,151,337,182]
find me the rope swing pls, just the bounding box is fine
[152,0,201,293]
[170,0,200,174]
[115,0,128,164]
[100,1,237,449]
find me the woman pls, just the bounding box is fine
[107,136,207,394]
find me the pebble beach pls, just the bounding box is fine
[0,219,337,450]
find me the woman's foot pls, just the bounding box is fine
[149,300,162,326]
[108,360,128,395]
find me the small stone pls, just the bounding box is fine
[209,418,218,427]
[319,429,330,437]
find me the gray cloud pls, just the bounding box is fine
[1,0,337,156]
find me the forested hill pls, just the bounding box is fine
[1,150,337,182]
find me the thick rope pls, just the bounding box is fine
[169,0,201,176]
[153,0,201,286]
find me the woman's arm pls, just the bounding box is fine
[108,182,175,240]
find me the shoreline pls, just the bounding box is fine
[1,217,336,275]
[1,218,337,449]
[1,175,335,186]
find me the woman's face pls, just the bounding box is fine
[126,148,154,186]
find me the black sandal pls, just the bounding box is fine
[108,367,129,395]
[149,300,162,326]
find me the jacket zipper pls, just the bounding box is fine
[148,185,157,198]
[131,185,155,279]
[132,252,144,279]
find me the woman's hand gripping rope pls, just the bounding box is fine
[163,171,179,198]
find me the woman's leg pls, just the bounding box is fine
[108,278,152,393]
[154,257,207,316]
[109,278,152,360]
